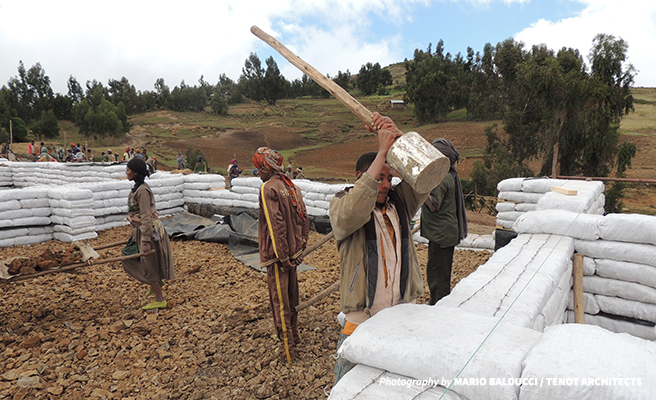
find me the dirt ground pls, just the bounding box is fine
[0,218,493,400]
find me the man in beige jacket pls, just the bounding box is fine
[329,112,427,383]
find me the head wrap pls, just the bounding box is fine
[252,147,305,219]
[231,159,236,164]
[431,138,468,241]
[127,158,150,192]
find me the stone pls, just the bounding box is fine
[16,375,40,388]
[47,385,64,395]
[112,371,130,380]
[18,336,41,349]
[1,369,19,381]
[91,387,111,398]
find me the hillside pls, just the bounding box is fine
[16,87,656,214]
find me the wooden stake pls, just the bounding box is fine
[573,253,585,323]
[297,281,340,312]
[1,250,155,284]
[551,142,559,178]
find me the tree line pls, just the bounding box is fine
[0,54,393,144]
[402,33,637,204]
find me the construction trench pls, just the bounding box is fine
[0,160,654,399]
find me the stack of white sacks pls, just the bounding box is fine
[0,186,52,247]
[496,177,605,229]
[147,172,185,216]
[89,180,132,231]
[0,164,12,187]
[332,193,656,398]
[48,186,98,242]
[11,162,127,187]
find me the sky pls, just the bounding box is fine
[1,0,654,95]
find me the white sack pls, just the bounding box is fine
[536,192,594,213]
[48,198,95,209]
[0,199,20,212]
[438,234,574,329]
[497,211,523,222]
[583,275,656,305]
[49,215,96,229]
[50,208,95,218]
[329,364,467,400]
[497,178,525,192]
[598,213,656,246]
[519,323,656,400]
[53,231,98,242]
[565,311,656,341]
[582,257,596,276]
[512,210,601,241]
[594,258,656,290]
[521,178,567,193]
[13,234,53,246]
[540,268,572,328]
[496,219,515,229]
[575,239,656,267]
[19,198,50,208]
[566,291,600,314]
[3,217,51,228]
[0,208,50,220]
[338,305,541,400]
[498,191,543,204]
[595,295,656,324]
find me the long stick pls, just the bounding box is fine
[573,253,585,323]
[93,240,129,251]
[301,231,334,258]
[298,281,340,312]
[251,26,374,128]
[1,250,155,284]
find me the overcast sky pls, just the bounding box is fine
[1,0,654,95]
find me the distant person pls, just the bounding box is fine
[294,167,305,179]
[1,141,10,157]
[27,140,37,156]
[253,168,260,177]
[143,148,149,161]
[177,151,185,170]
[146,156,157,173]
[133,149,144,160]
[39,142,47,154]
[102,152,108,162]
[107,149,115,161]
[195,155,208,173]
[285,165,295,179]
[253,147,309,363]
[86,149,93,161]
[123,147,131,162]
[420,138,468,305]
[65,149,75,162]
[228,159,242,187]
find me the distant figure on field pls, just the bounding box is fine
[177,151,185,170]
[39,142,47,154]
[146,156,157,173]
[133,149,144,160]
[228,159,242,187]
[294,167,305,179]
[195,155,208,173]
[27,140,37,156]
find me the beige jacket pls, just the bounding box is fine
[329,173,427,321]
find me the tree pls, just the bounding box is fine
[356,62,390,95]
[67,76,85,105]
[5,61,55,125]
[30,109,59,140]
[108,77,140,115]
[239,53,265,102]
[153,78,170,109]
[262,56,288,105]
[210,89,229,115]
[333,70,351,90]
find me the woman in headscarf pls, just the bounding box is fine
[123,158,175,310]
[176,151,185,170]
[419,138,468,305]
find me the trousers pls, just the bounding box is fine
[426,243,455,305]
[266,262,300,362]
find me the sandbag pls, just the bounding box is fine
[583,275,656,305]
[338,305,541,400]
[575,239,656,268]
[512,210,601,241]
[329,364,468,400]
[519,323,656,400]
[594,258,656,290]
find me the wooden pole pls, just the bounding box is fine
[301,231,334,258]
[251,26,374,129]
[297,281,340,312]
[1,250,155,284]
[551,142,559,178]
[573,253,585,323]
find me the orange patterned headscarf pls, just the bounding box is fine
[253,147,305,219]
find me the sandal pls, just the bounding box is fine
[142,300,167,310]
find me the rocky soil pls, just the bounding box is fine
[0,225,491,400]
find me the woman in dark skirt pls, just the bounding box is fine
[123,158,175,310]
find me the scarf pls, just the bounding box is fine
[252,147,304,219]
